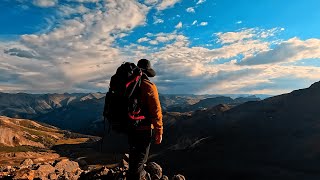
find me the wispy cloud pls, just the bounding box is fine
[144,0,158,5]
[137,37,150,43]
[149,40,159,45]
[238,37,320,65]
[196,0,206,5]
[32,0,57,7]
[216,29,255,44]
[199,22,208,26]
[175,21,183,29]
[192,20,198,25]
[186,7,195,13]
[153,16,164,24]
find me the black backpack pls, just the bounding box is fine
[103,62,145,134]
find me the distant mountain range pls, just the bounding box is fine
[0,92,261,134]
[166,95,260,112]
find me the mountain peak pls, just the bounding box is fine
[309,80,320,90]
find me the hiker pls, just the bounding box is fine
[103,59,163,180]
[128,59,163,180]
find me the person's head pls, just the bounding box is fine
[137,59,156,77]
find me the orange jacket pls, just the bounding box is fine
[139,77,163,136]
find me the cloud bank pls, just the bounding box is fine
[1,0,320,95]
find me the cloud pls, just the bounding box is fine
[155,35,176,42]
[149,40,159,45]
[156,0,181,10]
[238,37,320,65]
[196,0,206,5]
[32,0,57,7]
[259,27,285,38]
[144,0,158,5]
[4,48,40,59]
[153,16,164,24]
[2,1,320,95]
[216,29,255,44]
[175,22,183,29]
[2,0,150,93]
[199,22,208,26]
[137,37,150,43]
[127,28,320,95]
[236,21,242,24]
[66,0,99,2]
[186,7,195,13]
[57,4,90,17]
[192,20,198,25]
[215,28,283,45]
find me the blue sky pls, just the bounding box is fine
[0,0,320,95]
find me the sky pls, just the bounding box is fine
[0,0,320,95]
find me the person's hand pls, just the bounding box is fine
[155,134,162,144]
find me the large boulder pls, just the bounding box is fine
[20,159,33,167]
[13,168,35,180]
[34,164,56,179]
[54,159,79,173]
[145,162,163,180]
[161,175,169,180]
[172,174,186,180]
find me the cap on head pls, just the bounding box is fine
[137,59,156,77]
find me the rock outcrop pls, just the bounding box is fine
[0,157,186,180]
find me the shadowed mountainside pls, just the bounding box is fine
[152,80,320,180]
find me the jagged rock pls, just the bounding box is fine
[145,162,162,180]
[119,159,129,170]
[13,168,35,180]
[172,174,186,180]
[20,159,33,167]
[94,166,110,177]
[124,153,129,161]
[161,175,169,180]
[0,166,13,172]
[79,166,110,179]
[31,163,41,170]
[54,159,79,173]
[60,169,82,180]
[34,164,55,179]
[48,173,58,180]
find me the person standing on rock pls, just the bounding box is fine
[128,59,163,180]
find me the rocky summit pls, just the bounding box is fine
[0,157,185,180]
[0,116,186,179]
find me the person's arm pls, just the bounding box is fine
[143,80,163,143]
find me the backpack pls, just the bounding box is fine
[103,62,146,134]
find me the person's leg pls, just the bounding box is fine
[128,130,152,180]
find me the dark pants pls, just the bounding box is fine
[128,129,152,180]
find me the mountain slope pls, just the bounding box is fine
[153,81,320,180]
[0,116,94,151]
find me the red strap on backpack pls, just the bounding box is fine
[128,113,145,120]
[126,72,142,88]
